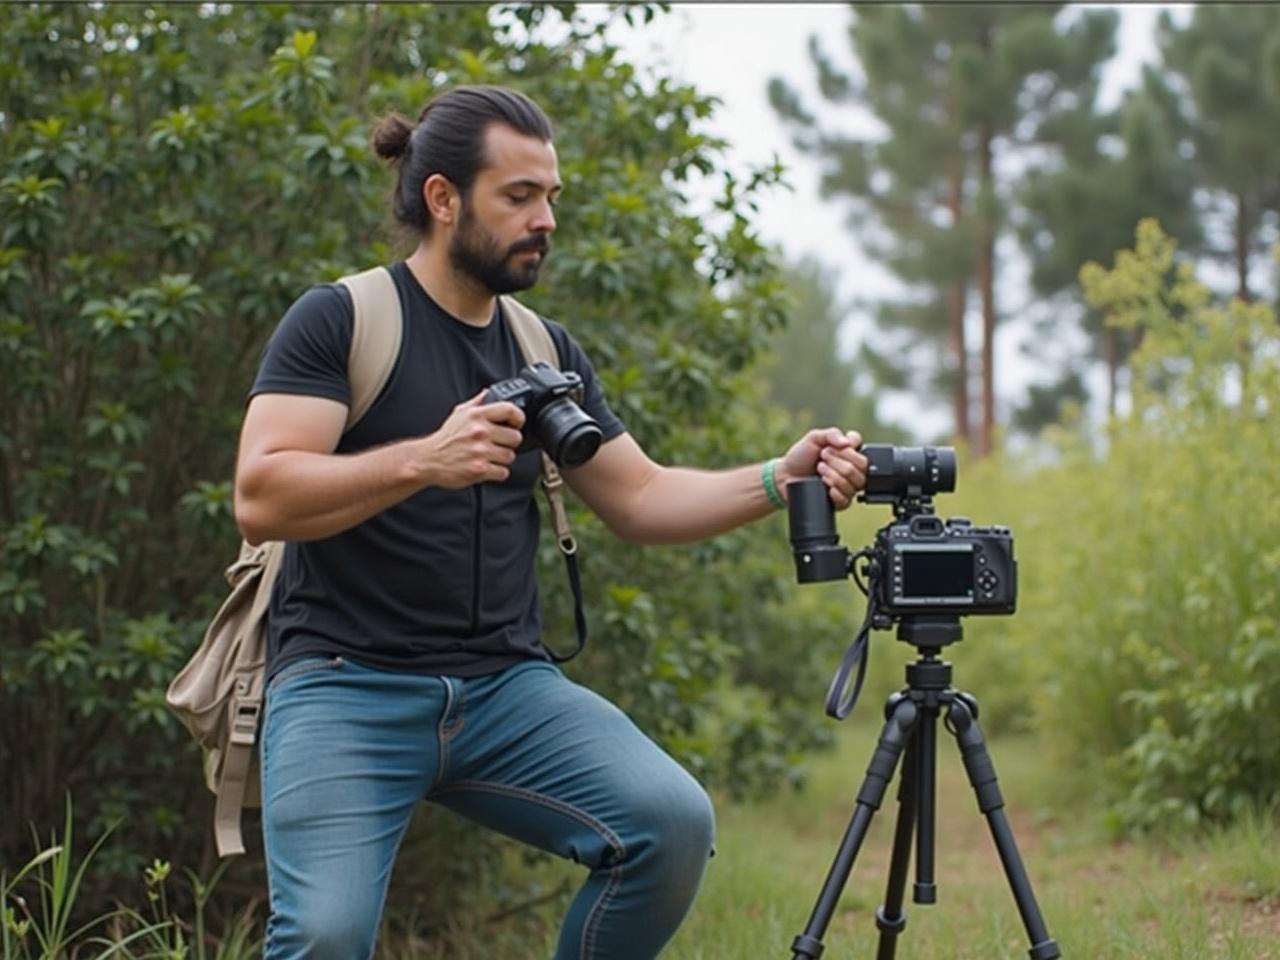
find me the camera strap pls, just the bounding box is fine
[539,454,587,663]
[825,599,876,720]
[501,295,590,664]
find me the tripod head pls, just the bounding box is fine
[895,614,964,652]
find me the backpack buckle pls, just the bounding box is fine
[230,699,261,746]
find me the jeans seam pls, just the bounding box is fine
[431,780,628,862]
[582,864,622,960]
[431,780,628,959]
[441,684,467,743]
[432,678,455,792]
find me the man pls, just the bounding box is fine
[235,85,867,960]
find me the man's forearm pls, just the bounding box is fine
[611,461,784,545]
[235,439,431,544]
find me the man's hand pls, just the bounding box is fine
[778,428,867,509]
[419,391,526,488]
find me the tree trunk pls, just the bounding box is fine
[946,158,971,446]
[1234,191,1255,406]
[1234,191,1252,303]
[977,127,996,458]
[1105,324,1118,417]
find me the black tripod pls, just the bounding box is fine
[790,616,1061,960]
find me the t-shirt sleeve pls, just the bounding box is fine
[249,284,354,406]
[544,319,627,442]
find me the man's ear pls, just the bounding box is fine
[423,174,459,227]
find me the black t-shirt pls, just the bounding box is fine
[249,261,626,679]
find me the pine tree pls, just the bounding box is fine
[771,5,1118,454]
[1017,67,1201,417]
[1156,6,1280,302]
[770,6,976,446]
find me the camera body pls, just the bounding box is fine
[483,361,603,468]
[874,513,1016,617]
[787,443,1017,622]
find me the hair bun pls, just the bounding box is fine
[372,113,414,161]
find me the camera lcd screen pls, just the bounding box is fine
[898,545,974,603]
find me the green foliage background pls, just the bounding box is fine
[0,2,857,926]
[901,221,1280,836]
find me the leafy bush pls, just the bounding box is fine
[921,221,1280,833]
[0,2,854,927]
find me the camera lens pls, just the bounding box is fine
[534,398,603,468]
[863,444,957,498]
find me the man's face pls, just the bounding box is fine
[448,123,561,295]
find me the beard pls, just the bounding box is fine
[448,203,550,295]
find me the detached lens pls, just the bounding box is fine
[788,477,849,583]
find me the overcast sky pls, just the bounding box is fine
[607,4,1191,435]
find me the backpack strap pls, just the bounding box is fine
[501,295,587,663]
[211,539,282,857]
[500,296,574,554]
[340,266,403,428]
[208,267,403,857]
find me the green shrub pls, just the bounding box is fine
[0,3,840,923]
[936,221,1280,832]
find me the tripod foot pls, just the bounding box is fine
[790,933,824,959]
[1029,938,1061,960]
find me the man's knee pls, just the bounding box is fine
[269,900,380,960]
[627,770,716,870]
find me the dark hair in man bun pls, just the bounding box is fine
[373,85,553,235]
[371,113,414,161]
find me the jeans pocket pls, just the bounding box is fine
[267,655,345,696]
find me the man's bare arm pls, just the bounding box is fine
[234,391,524,545]
[564,430,866,546]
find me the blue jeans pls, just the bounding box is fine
[260,656,715,959]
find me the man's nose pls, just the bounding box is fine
[531,198,556,233]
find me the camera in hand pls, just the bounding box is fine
[483,361,603,468]
[788,443,1015,617]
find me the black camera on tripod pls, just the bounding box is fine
[788,443,1016,618]
[782,445,1059,960]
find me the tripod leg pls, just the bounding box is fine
[947,696,1062,960]
[912,706,938,905]
[791,695,919,960]
[874,731,917,960]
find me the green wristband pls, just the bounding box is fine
[762,458,786,510]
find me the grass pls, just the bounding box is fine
[12,718,1275,958]
[432,713,1280,959]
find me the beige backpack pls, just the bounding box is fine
[166,266,578,857]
